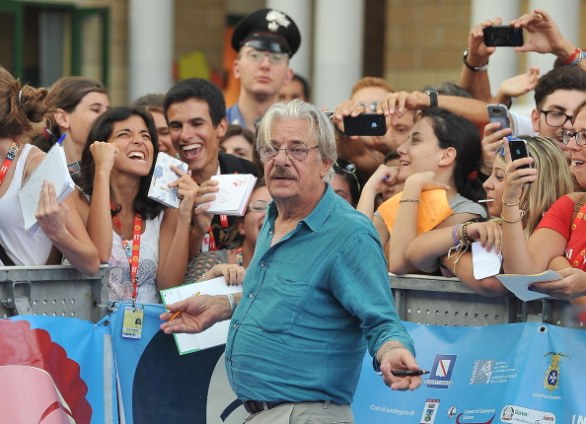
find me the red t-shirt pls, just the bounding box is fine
[536,195,586,270]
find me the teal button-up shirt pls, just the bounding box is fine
[225,184,414,404]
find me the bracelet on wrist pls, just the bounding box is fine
[563,47,582,65]
[463,49,489,72]
[399,198,420,204]
[226,293,235,313]
[451,223,463,247]
[500,210,526,224]
[461,221,472,245]
[502,198,520,207]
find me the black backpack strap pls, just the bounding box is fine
[0,242,15,266]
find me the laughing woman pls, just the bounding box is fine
[75,106,197,303]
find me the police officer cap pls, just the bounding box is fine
[231,8,301,57]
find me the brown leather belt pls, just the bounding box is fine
[242,400,287,414]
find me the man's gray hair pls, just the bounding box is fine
[256,100,337,181]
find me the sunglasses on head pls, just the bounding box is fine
[334,159,361,193]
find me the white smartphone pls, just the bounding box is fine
[487,103,510,130]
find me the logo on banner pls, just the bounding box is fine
[455,413,495,424]
[447,406,457,418]
[500,405,556,423]
[470,359,493,384]
[543,352,568,392]
[419,399,439,423]
[426,354,457,388]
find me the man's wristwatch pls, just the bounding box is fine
[425,89,438,108]
[463,49,489,72]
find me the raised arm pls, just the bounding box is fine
[85,142,117,263]
[157,166,198,289]
[379,91,489,127]
[459,17,500,102]
[387,172,449,274]
[511,9,586,71]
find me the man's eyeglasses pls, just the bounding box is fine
[258,144,319,162]
[243,49,288,65]
[540,109,573,127]
[334,159,361,192]
[561,130,586,146]
[248,199,269,213]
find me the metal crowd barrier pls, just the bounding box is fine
[0,265,109,322]
[0,266,584,329]
[390,273,586,329]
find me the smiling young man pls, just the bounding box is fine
[226,8,301,132]
[164,78,258,256]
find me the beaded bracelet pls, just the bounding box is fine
[399,199,420,204]
[500,210,526,224]
[460,221,472,245]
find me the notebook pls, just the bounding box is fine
[206,174,257,216]
[148,152,189,208]
[19,140,75,233]
[160,277,243,355]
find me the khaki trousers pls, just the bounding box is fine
[244,401,353,424]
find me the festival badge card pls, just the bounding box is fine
[148,152,188,208]
[19,134,75,233]
[160,277,243,355]
[206,174,257,216]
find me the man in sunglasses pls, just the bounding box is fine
[161,101,421,423]
[227,8,300,133]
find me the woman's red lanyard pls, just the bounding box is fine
[0,142,20,186]
[112,213,143,301]
[569,203,586,267]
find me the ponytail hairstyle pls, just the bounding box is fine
[420,107,485,203]
[0,66,47,139]
[32,76,107,151]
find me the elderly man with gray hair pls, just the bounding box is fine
[161,100,421,423]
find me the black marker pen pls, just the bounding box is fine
[391,369,430,376]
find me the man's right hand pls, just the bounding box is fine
[160,294,232,334]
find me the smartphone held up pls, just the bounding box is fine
[487,104,511,130]
[343,114,387,136]
[507,136,531,169]
[483,26,524,47]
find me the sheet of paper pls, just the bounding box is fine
[495,270,562,302]
[18,143,75,233]
[160,277,242,355]
[472,242,502,279]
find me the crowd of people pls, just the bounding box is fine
[1,5,586,423]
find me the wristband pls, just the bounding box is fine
[463,49,489,72]
[425,90,438,108]
[563,47,582,65]
[226,293,235,313]
[452,224,463,246]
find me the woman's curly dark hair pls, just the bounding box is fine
[78,106,164,219]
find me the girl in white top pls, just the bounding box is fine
[74,107,198,303]
[0,66,99,274]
